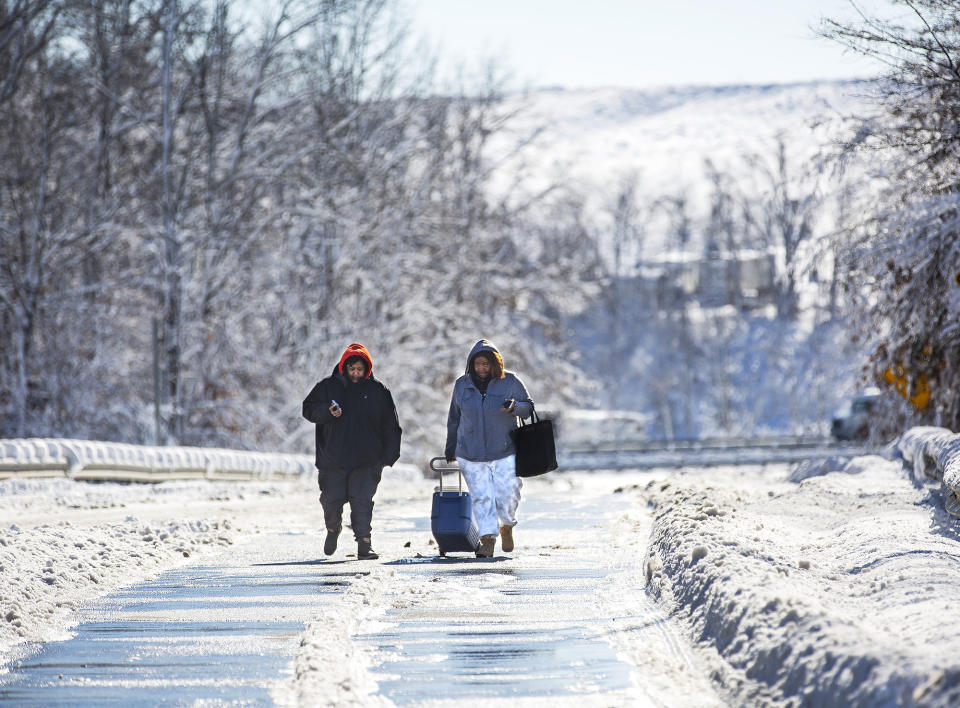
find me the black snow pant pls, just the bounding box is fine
[318,465,382,541]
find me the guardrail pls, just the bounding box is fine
[564,435,855,453]
[1,436,875,479]
[0,438,313,482]
[559,436,875,470]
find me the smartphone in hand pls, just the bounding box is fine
[330,399,341,413]
[502,398,514,410]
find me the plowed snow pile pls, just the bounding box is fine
[641,456,960,706]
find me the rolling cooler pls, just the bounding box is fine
[429,457,480,557]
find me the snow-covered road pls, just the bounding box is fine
[297,474,722,707]
[0,470,722,706]
[4,438,960,706]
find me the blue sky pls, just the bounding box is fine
[407,0,890,89]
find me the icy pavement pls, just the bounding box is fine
[344,489,708,707]
[1,470,723,706]
[282,473,723,707]
[0,477,306,658]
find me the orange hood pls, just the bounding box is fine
[338,342,373,378]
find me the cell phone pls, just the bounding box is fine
[331,399,341,412]
[502,398,514,408]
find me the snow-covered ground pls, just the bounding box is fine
[638,429,960,705]
[5,429,960,705]
[641,459,960,704]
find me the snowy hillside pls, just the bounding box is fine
[494,81,872,252]
[496,80,872,212]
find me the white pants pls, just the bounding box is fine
[457,455,522,536]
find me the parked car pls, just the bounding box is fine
[831,390,880,441]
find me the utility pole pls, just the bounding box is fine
[152,317,163,446]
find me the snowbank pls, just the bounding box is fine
[283,575,392,708]
[642,456,960,705]
[894,426,960,516]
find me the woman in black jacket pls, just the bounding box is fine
[302,342,402,560]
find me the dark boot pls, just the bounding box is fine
[476,534,496,558]
[357,537,379,560]
[324,527,340,556]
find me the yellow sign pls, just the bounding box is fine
[882,365,930,410]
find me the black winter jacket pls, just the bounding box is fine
[302,367,402,469]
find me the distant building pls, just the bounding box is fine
[633,250,776,309]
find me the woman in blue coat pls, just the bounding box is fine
[445,340,533,557]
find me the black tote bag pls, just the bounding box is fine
[509,405,558,477]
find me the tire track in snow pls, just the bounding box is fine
[597,500,723,707]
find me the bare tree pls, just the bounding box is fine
[0,13,97,436]
[742,137,820,320]
[0,0,59,105]
[0,0,601,457]
[823,0,960,433]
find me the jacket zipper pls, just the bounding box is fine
[480,392,486,459]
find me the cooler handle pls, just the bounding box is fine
[429,456,463,493]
